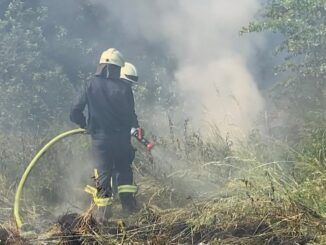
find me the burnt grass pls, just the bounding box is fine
[51,213,315,245]
[0,227,27,245]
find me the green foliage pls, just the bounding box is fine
[0,1,325,243]
[0,0,178,133]
[0,1,71,130]
[292,172,326,215]
[244,0,325,78]
[243,0,325,126]
[134,63,178,111]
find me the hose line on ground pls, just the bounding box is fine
[14,128,86,230]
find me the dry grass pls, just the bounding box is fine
[7,169,323,245]
[0,124,325,244]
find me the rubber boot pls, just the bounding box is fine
[119,193,138,214]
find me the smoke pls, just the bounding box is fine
[93,0,265,135]
[150,146,221,199]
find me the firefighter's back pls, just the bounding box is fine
[87,76,134,134]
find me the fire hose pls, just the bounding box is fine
[14,127,153,230]
[14,128,86,230]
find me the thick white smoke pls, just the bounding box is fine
[94,0,265,135]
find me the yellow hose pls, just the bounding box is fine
[14,128,86,230]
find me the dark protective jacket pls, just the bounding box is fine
[70,76,139,134]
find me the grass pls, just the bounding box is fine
[0,122,325,244]
[11,169,325,244]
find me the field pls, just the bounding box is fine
[0,126,325,244]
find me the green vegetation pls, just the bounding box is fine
[243,0,326,127]
[0,0,325,244]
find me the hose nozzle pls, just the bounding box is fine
[131,128,154,151]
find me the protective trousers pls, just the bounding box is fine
[91,130,137,213]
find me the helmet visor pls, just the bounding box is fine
[125,74,138,82]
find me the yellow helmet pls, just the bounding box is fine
[120,62,139,84]
[99,48,125,67]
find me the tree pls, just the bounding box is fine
[0,0,85,131]
[0,0,179,134]
[243,0,325,125]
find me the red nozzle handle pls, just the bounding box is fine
[146,143,154,151]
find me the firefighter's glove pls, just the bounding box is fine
[131,128,144,140]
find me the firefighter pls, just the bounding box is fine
[70,48,140,218]
[120,62,139,85]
